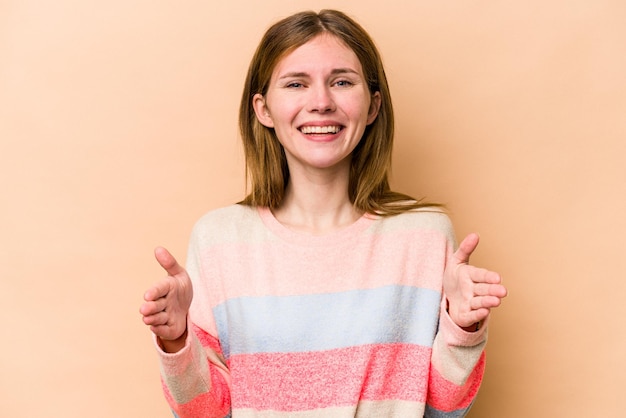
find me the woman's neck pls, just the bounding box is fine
[272,166,362,235]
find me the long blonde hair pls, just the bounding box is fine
[239,9,437,215]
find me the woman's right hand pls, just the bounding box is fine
[140,247,193,353]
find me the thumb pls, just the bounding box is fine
[454,233,480,265]
[154,246,185,276]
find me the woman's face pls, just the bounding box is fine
[253,34,380,175]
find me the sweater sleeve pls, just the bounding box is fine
[424,298,488,417]
[155,219,233,418]
[156,322,231,418]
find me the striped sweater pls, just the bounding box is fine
[156,205,488,417]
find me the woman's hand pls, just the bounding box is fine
[443,233,508,330]
[140,247,193,352]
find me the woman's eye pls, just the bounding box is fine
[335,80,353,87]
[286,82,304,88]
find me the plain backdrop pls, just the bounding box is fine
[1,0,624,417]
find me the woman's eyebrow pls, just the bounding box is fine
[330,68,359,76]
[278,72,309,80]
[278,68,359,80]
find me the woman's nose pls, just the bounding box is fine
[307,85,336,113]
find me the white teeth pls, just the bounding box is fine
[300,125,341,134]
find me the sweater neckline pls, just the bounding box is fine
[257,206,376,247]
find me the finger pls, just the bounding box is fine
[139,298,168,316]
[457,308,490,327]
[143,279,171,301]
[142,311,169,327]
[490,283,508,298]
[155,246,185,276]
[468,268,502,284]
[473,283,496,296]
[471,295,503,310]
[473,282,508,298]
[454,233,480,264]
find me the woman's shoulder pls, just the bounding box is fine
[195,203,257,224]
[190,204,265,244]
[373,207,456,241]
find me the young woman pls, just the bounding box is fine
[140,9,507,418]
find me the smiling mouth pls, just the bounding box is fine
[299,125,343,134]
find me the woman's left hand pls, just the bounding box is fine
[443,233,508,330]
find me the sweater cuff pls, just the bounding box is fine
[153,322,195,372]
[439,297,489,347]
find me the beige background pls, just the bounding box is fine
[1,0,624,417]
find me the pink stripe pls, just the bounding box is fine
[427,351,486,411]
[192,323,223,354]
[201,229,449,306]
[229,343,431,411]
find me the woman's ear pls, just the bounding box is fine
[367,91,382,125]
[252,93,274,128]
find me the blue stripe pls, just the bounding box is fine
[214,285,441,358]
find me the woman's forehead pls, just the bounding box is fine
[272,34,362,78]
